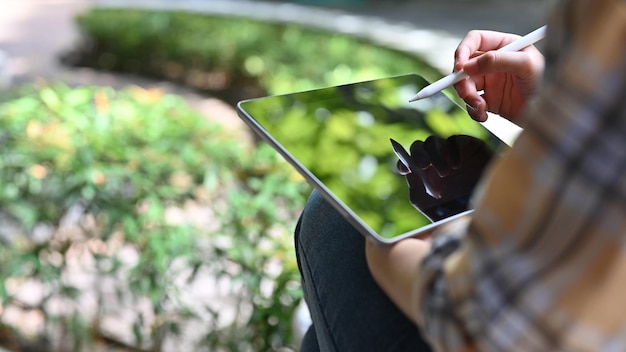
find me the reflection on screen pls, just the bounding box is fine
[393,135,494,222]
[239,74,506,239]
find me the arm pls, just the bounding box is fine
[365,30,540,326]
[365,238,431,323]
[365,215,470,324]
[365,29,540,326]
[416,0,626,351]
[370,1,626,350]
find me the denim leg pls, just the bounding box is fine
[300,324,320,352]
[295,190,432,351]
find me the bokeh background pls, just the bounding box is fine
[0,0,551,351]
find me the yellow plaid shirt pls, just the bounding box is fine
[415,0,626,350]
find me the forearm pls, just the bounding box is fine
[365,238,431,323]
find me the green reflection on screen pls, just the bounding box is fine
[240,74,504,239]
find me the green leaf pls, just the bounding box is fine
[61,285,82,299]
[0,281,8,300]
[132,320,143,346]
[40,87,62,112]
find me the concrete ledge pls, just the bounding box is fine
[93,0,462,75]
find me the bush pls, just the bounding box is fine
[0,83,309,351]
[47,8,445,351]
[69,9,441,103]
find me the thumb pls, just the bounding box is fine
[463,51,536,79]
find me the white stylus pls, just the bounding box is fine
[409,25,547,102]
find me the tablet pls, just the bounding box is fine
[237,74,509,244]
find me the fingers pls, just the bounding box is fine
[453,76,488,122]
[463,50,540,79]
[408,137,451,174]
[446,136,463,169]
[409,140,432,169]
[470,50,486,59]
[454,30,521,68]
[453,29,544,122]
[396,159,410,175]
[465,99,488,122]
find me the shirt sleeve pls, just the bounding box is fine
[413,0,626,350]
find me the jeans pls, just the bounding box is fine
[295,190,432,351]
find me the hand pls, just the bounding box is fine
[396,135,494,221]
[453,30,545,123]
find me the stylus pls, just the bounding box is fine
[409,25,547,102]
[390,138,414,172]
[390,138,442,199]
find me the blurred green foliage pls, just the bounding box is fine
[0,1,493,348]
[0,84,309,351]
[70,9,441,103]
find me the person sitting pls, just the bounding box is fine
[296,0,626,350]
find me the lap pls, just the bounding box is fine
[295,190,432,351]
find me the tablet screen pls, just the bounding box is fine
[237,74,507,241]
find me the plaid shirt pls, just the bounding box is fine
[414,0,626,350]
